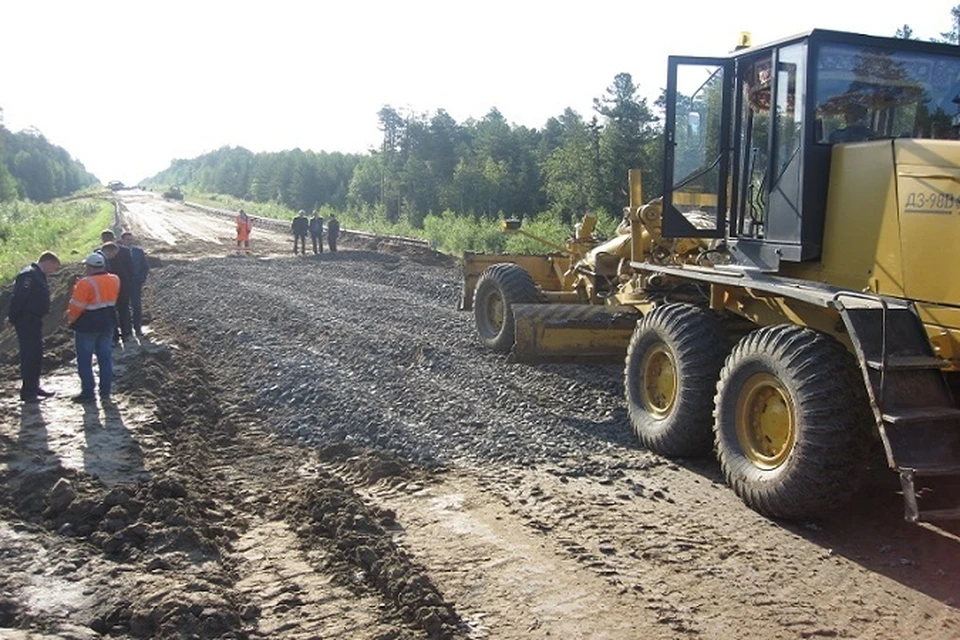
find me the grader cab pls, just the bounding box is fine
[461,29,960,523]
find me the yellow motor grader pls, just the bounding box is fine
[460,29,960,523]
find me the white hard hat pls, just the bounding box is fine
[84,253,105,268]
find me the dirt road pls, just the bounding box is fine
[1,190,958,639]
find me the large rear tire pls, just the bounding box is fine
[473,263,540,352]
[713,325,871,520]
[624,303,728,456]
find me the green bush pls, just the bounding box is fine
[422,211,506,255]
[0,197,114,282]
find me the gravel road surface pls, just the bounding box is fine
[0,189,957,639]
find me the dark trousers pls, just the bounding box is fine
[294,234,307,255]
[14,320,42,396]
[129,284,144,335]
[329,235,338,252]
[115,289,132,340]
[311,233,323,254]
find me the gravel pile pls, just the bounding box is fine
[150,251,638,469]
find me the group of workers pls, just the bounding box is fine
[8,229,150,405]
[290,209,340,255]
[11,203,354,407]
[235,209,340,255]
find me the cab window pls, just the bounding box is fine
[814,43,960,143]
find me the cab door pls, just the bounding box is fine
[663,56,733,238]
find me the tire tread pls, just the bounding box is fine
[713,325,872,519]
[473,263,539,352]
[624,303,728,456]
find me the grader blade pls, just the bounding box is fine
[510,304,640,364]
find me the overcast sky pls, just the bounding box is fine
[2,1,957,186]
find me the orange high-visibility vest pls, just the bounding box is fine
[237,213,252,241]
[67,272,120,324]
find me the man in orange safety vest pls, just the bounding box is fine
[66,253,121,404]
[236,209,253,255]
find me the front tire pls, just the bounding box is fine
[624,303,728,456]
[473,263,540,352]
[713,325,871,519]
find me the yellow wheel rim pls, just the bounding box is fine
[485,294,505,332]
[641,345,677,418]
[736,373,796,469]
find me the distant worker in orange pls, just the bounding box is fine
[236,209,253,255]
[66,253,121,404]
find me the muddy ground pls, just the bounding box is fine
[0,189,958,639]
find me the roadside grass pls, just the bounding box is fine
[0,197,115,282]
[185,192,293,221]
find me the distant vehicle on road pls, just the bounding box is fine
[107,180,125,191]
[162,186,184,201]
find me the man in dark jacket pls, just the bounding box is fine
[67,253,120,403]
[99,240,135,344]
[8,251,60,402]
[309,211,323,255]
[327,214,340,252]
[120,231,150,337]
[292,210,309,255]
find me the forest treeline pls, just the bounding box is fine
[146,73,664,227]
[0,111,98,203]
[144,9,960,230]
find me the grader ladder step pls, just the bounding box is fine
[837,298,960,523]
[899,467,960,522]
[900,463,960,476]
[867,355,949,371]
[882,407,960,425]
[911,507,960,521]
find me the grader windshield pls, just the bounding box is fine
[663,30,960,266]
[814,42,960,143]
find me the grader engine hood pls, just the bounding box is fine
[896,139,960,307]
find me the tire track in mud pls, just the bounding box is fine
[0,316,467,638]
[134,327,466,639]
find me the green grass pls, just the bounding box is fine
[0,196,115,282]
[184,192,295,221]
